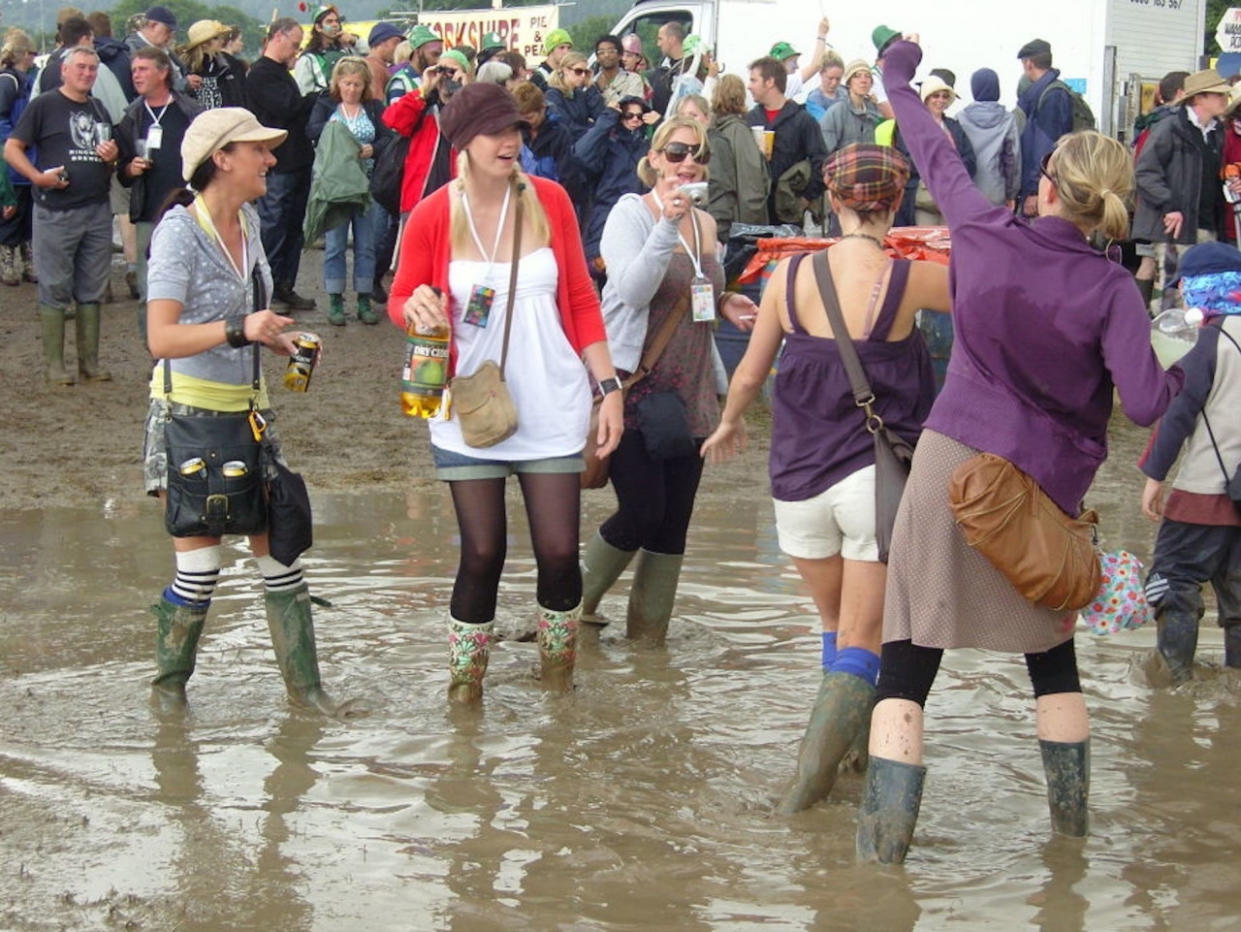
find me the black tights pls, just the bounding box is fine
[448,473,583,624]
[599,430,705,554]
[875,638,1082,707]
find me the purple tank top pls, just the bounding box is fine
[769,251,936,502]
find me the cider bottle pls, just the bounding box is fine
[401,322,451,418]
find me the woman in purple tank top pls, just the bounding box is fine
[702,144,950,815]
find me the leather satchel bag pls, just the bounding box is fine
[581,294,690,489]
[450,181,523,449]
[948,453,1101,612]
[809,250,913,564]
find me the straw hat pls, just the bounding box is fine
[920,75,957,103]
[184,19,229,51]
[1182,69,1230,98]
[842,59,871,85]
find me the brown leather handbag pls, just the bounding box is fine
[948,453,1101,612]
[581,294,689,489]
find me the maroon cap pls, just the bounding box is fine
[439,82,527,151]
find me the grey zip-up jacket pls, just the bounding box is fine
[958,101,1021,206]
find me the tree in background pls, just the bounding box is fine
[108,0,265,57]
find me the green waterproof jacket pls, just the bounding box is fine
[303,120,371,244]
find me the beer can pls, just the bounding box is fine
[221,460,248,478]
[178,456,207,476]
[284,332,322,392]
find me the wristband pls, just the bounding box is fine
[597,376,622,397]
[225,315,251,348]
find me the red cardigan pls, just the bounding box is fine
[388,174,607,374]
[382,88,457,213]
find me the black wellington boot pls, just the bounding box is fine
[1039,738,1090,837]
[856,756,926,865]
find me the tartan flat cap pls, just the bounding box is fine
[824,143,911,212]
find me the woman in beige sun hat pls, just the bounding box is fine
[181,19,247,109]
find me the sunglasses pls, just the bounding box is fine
[622,110,644,121]
[569,67,591,76]
[1040,150,1056,184]
[661,141,709,164]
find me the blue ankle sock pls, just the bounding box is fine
[162,585,209,609]
[821,631,839,670]
[831,646,880,685]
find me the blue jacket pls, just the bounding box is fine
[545,84,604,140]
[1017,68,1073,198]
[573,107,648,261]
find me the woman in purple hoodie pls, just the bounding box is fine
[857,38,1186,864]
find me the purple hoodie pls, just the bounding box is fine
[882,40,1184,514]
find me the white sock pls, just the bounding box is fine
[256,554,304,592]
[170,545,222,605]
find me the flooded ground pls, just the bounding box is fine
[3,415,1241,931]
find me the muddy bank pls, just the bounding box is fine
[0,257,768,512]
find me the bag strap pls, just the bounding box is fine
[1199,323,1241,485]
[623,292,690,390]
[810,249,879,424]
[497,178,524,379]
[161,265,262,398]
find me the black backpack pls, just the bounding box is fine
[370,133,409,215]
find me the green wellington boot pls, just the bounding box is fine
[265,583,362,717]
[777,673,876,814]
[356,293,379,324]
[326,293,347,326]
[538,603,580,692]
[39,304,74,385]
[447,617,494,704]
[150,596,208,711]
[75,303,112,381]
[625,549,684,644]
[856,756,927,865]
[581,532,636,626]
[1039,738,1090,837]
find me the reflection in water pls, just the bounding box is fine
[5,416,1241,927]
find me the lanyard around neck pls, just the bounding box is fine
[650,188,703,278]
[144,99,169,126]
[193,194,247,281]
[461,183,513,279]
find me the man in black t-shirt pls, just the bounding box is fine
[116,46,199,332]
[4,45,118,385]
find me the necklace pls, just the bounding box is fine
[840,232,886,250]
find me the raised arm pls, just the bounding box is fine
[881,40,999,229]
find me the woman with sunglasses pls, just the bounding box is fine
[389,83,623,703]
[573,94,654,283]
[855,39,1184,864]
[545,51,603,141]
[582,117,757,643]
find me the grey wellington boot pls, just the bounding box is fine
[75,303,112,381]
[150,596,208,711]
[1156,610,1199,684]
[1039,739,1090,837]
[0,244,19,285]
[580,531,636,626]
[265,583,365,717]
[39,304,74,385]
[777,673,876,814]
[625,549,684,644]
[856,756,927,864]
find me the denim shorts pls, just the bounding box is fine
[431,445,584,481]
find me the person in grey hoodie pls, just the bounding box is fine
[957,68,1021,209]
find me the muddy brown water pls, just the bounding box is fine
[3,418,1241,930]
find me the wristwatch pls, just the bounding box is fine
[598,376,622,397]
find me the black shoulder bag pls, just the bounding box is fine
[163,282,267,538]
[810,250,915,564]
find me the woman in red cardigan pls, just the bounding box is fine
[389,82,624,704]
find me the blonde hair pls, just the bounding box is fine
[819,50,844,72]
[637,117,710,187]
[548,50,588,96]
[450,151,550,254]
[675,93,710,120]
[329,56,372,101]
[392,39,412,66]
[1048,131,1133,240]
[0,28,34,68]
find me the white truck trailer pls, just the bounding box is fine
[608,0,1209,137]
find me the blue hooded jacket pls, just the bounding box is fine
[572,106,649,262]
[1017,68,1073,198]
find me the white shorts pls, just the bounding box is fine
[773,465,879,562]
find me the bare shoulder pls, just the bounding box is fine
[905,259,951,312]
